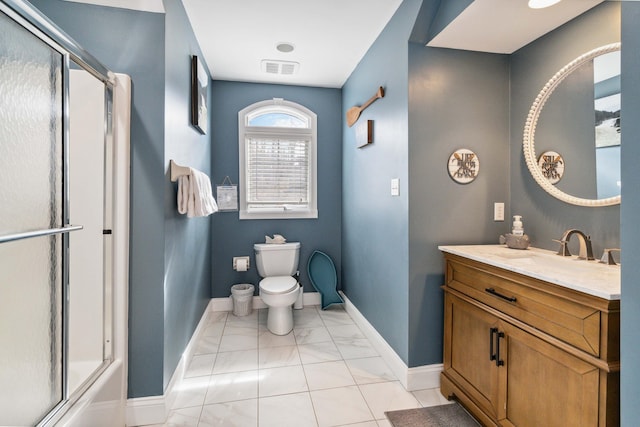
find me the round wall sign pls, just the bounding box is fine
[537,151,564,184]
[448,149,479,184]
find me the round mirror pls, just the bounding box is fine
[523,43,621,207]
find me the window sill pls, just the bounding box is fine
[239,209,318,220]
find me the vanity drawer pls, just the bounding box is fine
[445,256,602,357]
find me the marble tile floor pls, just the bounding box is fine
[145,305,451,427]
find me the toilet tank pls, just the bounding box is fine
[254,242,300,277]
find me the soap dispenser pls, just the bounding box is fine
[512,215,524,236]
[500,215,530,249]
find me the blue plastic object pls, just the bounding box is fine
[307,250,343,310]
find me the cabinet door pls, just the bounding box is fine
[499,322,600,427]
[444,293,501,418]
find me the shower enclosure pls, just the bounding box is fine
[0,1,129,425]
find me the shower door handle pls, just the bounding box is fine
[0,224,83,244]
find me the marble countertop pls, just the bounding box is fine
[438,244,620,300]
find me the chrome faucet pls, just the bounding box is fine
[554,229,595,260]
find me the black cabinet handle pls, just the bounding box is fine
[489,327,498,361]
[485,288,517,303]
[495,331,505,367]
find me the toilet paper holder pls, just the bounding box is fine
[233,256,250,271]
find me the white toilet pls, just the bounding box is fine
[254,242,301,335]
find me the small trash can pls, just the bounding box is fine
[231,283,254,316]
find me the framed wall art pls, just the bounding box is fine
[537,151,564,184]
[191,55,209,134]
[448,148,479,184]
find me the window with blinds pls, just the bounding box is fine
[246,137,310,207]
[239,100,317,219]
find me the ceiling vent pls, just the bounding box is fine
[261,60,299,75]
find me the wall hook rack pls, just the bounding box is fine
[170,159,190,182]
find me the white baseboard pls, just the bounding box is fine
[209,291,321,312]
[209,296,234,312]
[407,363,443,390]
[340,292,442,391]
[125,396,166,426]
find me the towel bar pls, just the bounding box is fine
[170,159,191,182]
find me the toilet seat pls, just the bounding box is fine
[259,276,298,295]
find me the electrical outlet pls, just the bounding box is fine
[494,202,505,221]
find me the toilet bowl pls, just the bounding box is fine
[254,242,301,335]
[259,276,299,335]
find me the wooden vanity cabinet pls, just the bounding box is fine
[440,253,620,427]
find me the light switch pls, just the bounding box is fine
[391,178,400,196]
[494,202,505,221]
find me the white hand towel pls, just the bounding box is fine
[177,175,190,215]
[190,168,218,217]
[176,168,218,217]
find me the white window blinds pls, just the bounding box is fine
[246,136,310,209]
[239,99,317,219]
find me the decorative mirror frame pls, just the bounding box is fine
[522,42,621,207]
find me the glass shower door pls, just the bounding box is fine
[0,9,66,426]
[1,1,119,424]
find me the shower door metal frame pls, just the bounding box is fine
[0,1,117,425]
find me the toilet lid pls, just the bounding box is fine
[260,276,298,295]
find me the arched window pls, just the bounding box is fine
[238,99,317,219]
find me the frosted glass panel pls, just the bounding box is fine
[0,237,62,426]
[0,10,64,426]
[0,11,63,234]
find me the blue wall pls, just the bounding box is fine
[620,1,640,424]
[509,3,620,255]
[210,81,342,298]
[342,0,422,364]
[408,46,510,366]
[30,0,212,398]
[342,0,508,368]
[162,0,212,391]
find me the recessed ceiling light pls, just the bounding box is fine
[276,42,295,53]
[528,0,562,9]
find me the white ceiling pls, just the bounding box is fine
[181,0,403,88]
[62,0,611,86]
[63,0,402,88]
[428,0,604,54]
